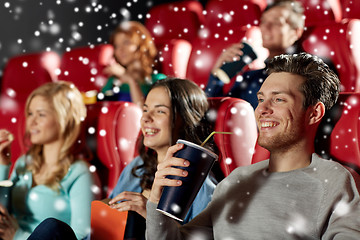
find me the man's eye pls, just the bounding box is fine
[275,98,284,102]
[257,98,264,103]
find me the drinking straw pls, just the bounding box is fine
[201,131,232,147]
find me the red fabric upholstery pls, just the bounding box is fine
[145,0,204,45]
[301,19,360,92]
[315,92,360,172]
[251,141,269,164]
[249,0,267,11]
[58,44,114,92]
[0,51,61,170]
[204,0,262,35]
[299,0,342,27]
[95,101,142,196]
[145,1,204,78]
[156,39,192,78]
[0,51,60,107]
[341,0,360,19]
[208,97,258,176]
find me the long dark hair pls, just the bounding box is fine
[132,78,214,190]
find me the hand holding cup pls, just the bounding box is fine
[0,130,14,165]
[149,143,189,204]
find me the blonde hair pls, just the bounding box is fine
[25,81,87,189]
[110,21,157,81]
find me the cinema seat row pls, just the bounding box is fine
[0,0,360,196]
[145,0,360,91]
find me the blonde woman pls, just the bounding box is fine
[100,21,166,106]
[0,81,95,240]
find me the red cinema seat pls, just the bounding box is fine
[145,0,204,45]
[251,141,270,164]
[341,0,360,19]
[208,97,258,176]
[58,44,114,93]
[95,101,142,196]
[145,1,204,78]
[204,0,262,36]
[315,92,360,172]
[299,0,342,27]
[301,19,360,92]
[249,0,267,11]
[156,38,193,78]
[0,51,60,110]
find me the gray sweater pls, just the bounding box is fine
[146,153,360,239]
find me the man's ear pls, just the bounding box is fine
[290,27,304,45]
[308,102,325,125]
[295,27,304,39]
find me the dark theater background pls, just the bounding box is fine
[0,0,206,77]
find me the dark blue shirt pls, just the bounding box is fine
[205,68,268,109]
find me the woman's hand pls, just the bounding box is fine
[108,191,148,218]
[103,61,126,79]
[148,143,189,204]
[0,130,13,165]
[211,42,245,74]
[0,204,18,240]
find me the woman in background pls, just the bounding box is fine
[0,81,95,240]
[100,21,166,106]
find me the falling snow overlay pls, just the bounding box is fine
[1,0,360,238]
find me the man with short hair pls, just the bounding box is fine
[205,0,305,109]
[146,53,360,239]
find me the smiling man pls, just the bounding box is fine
[146,53,360,239]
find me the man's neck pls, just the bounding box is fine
[268,146,313,172]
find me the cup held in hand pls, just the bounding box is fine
[156,139,218,221]
[216,42,258,84]
[0,180,13,212]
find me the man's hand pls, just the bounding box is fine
[211,43,245,75]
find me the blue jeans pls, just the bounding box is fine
[27,218,77,240]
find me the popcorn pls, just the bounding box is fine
[8,133,14,142]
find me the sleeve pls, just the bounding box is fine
[0,164,10,180]
[151,73,167,83]
[322,172,360,239]
[108,167,129,199]
[108,157,142,199]
[205,74,225,97]
[68,167,94,239]
[100,76,115,93]
[146,200,214,240]
[145,174,221,239]
[1,155,27,181]
[13,228,31,240]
